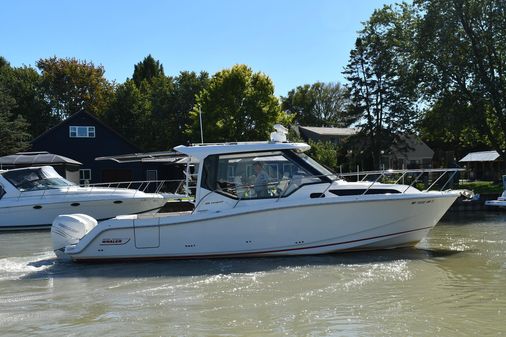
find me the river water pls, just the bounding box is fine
[0,212,505,337]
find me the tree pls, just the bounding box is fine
[0,60,55,138]
[132,55,164,88]
[151,71,210,149]
[307,140,339,172]
[37,57,114,119]
[343,3,419,169]
[418,91,488,159]
[0,86,31,155]
[187,64,288,143]
[105,54,209,150]
[415,0,506,159]
[103,79,152,150]
[169,71,209,146]
[282,82,357,127]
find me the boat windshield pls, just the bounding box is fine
[201,150,325,199]
[295,152,337,180]
[2,167,75,192]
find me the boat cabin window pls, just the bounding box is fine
[201,151,325,199]
[3,167,75,192]
[0,184,5,199]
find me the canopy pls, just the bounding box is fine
[0,152,82,167]
[459,150,500,162]
[95,151,188,163]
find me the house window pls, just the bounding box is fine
[146,170,158,181]
[69,126,96,138]
[79,169,92,185]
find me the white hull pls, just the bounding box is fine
[0,195,166,230]
[484,191,506,208]
[59,193,457,261]
[0,166,168,230]
[484,200,506,207]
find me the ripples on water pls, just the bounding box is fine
[0,213,505,336]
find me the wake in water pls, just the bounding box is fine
[0,251,57,281]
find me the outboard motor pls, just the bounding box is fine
[51,214,97,259]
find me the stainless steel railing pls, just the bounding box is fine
[193,168,465,212]
[6,178,196,201]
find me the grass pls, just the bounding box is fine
[458,180,503,194]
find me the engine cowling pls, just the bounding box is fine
[51,214,98,258]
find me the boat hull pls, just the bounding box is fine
[484,200,506,207]
[0,197,166,230]
[61,193,458,261]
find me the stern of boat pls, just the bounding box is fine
[51,214,98,259]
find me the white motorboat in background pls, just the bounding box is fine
[52,128,464,261]
[485,175,506,208]
[0,166,168,230]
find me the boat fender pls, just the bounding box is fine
[51,214,98,252]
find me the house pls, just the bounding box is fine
[459,150,503,181]
[30,111,184,185]
[385,135,434,169]
[297,126,434,169]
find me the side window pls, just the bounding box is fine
[201,155,218,191]
[0,184,5,199]
[205,151,323,200]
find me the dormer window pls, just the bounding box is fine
[69,126,95,138]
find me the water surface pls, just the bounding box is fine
[0,213,505,336]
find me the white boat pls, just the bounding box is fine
[0,166,168,230]
[484,175,506,208]
[51,131,462,261]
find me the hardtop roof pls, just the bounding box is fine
[174,142,311,160]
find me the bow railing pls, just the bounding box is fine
[193,168,466,211]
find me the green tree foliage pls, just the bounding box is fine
[37,57,114,119]
[307,140,339,172]
[168,71,209,145]
[0,86,31,155]
[343,3,419,169]
[104,79,152,150]
[187,64,286,143]
[132,55,164,87]
[144,71,210,149]
[0,60,55,138]
[105,62,209,150]
[0,57,7,68]
[418,91,487,155]
[415,0,506,157]
[104,53,210,150]
[282,82,357,127]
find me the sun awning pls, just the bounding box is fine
[95,151,191,164]
[0,151,82,166]
[459,150,500,162]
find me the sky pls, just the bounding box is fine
[1,0,396,97]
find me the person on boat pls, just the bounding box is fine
[253,162,270,197]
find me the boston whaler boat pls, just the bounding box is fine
[52,127,463,261]
[0,166,168,230]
